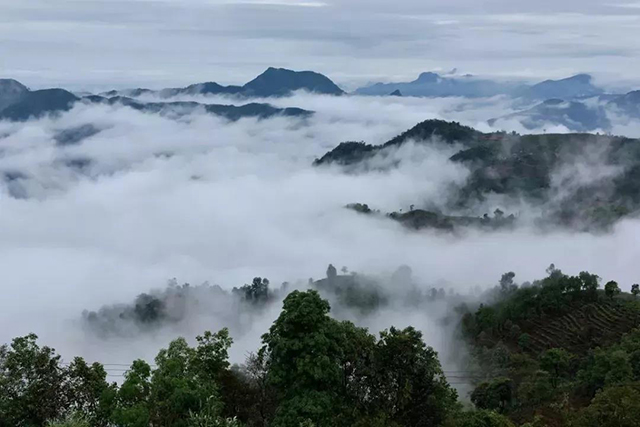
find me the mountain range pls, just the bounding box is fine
[354,72,604,100]
[101,67,345,99]
[0,72,316,123]
[4,67,640,133]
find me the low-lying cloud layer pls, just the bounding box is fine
[1,93,639,378]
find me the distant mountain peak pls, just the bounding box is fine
[0,78,28,90]
[568,73,593,83]
[243,67,344,97]
[415,72,440,83]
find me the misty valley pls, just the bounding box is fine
[2,68,640,427]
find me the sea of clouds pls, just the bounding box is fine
[1,92,639,377]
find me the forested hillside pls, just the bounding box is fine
[2,267,640,427]
[316,120,640,231]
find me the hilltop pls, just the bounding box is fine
[316,119,640,230]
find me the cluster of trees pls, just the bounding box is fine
[2,289,516,427]
[7,267,640,427]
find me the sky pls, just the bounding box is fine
[2,0,640,90]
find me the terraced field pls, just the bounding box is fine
[521,300,640,354]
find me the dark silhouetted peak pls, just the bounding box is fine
[313,141,376,167]
[389,89,402,96]
[383,119,482,148]
[314,120,483,167]
[243,67,344,97]
[542,98,565,105]
[415,72,440,83]
[0,89,79,121]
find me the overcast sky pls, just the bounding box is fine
[2,0,640,91]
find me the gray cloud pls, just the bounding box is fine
[2,0,640,90]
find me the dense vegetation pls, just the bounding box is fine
[3,266,640,426]
[346,203,517,232]
[316,120,640,231]
[459,266,640,426]
[2,289,469,427]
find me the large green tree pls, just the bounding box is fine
[0,334,68,427]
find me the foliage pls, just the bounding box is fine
[0,334,68,427]
[453,410,515,427]
[571,386,640,427]
[604,281,621,300]
[46,413,90,427]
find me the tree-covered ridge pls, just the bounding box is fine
[313,120,481,167]
[459,266,640,426]
[346,203,517,232]
[316,119,640,230]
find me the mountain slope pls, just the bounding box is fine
[355,72,605,100]
[86,96,313,121]
[314,120,482,166]
[0,89,79,121]
[608,90,640,116]
[0,79,29,110]
[489,98,611,132]
[354,72,521,98]
[316,119,640,229]
[518,74,603,100]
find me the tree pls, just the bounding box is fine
[604,281,621,300]
[326,264,337,281]
[631,284,639,298]
[66,357,116,426]
[470,378,513,413]
[539,348,573,388]
[0,334,68,427]
[573,386,640,427]
[148,330,232,427]
[518,333,531,351]
[234,278,271,305]
[260,290,345,427]
[455,409,515,427]
[370,326,458,426]
[112,360,152,427]
[579,272,600,300]
[499,272,516,294]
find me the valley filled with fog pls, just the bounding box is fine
[1,91,639,373]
